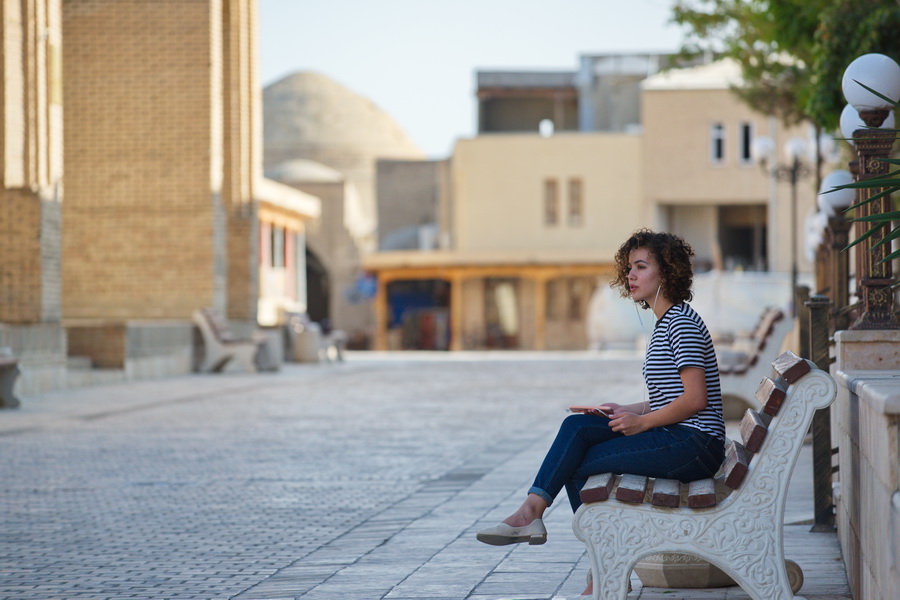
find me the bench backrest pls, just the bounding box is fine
[198,307,238,343]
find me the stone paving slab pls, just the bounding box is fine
[0,351,850,599]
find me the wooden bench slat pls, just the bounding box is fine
[723,440,751,489]
[740,409,771,453]
[581,473,615,503]
[756,376,788,416]
[687,478,717,508]
[615,474,648,504]
[772,350,810,384]
[650,478,681,508]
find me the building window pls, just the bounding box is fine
[544,179,559,226]
[739,122,753,165]
[271,225,285,268]
[568,178,583,227]
[710,122,725,164]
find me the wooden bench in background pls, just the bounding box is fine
[717,307,794,417]
[192,308,265,373]
[573,351,836,600]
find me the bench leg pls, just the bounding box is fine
[230,344,258,373]
[196,334,233,372]
[582,557,631,600]
[574,507,802,600]
[724,545,798,600]
[200,350,233,373]
[0,366,21,409]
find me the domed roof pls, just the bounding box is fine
[263,71,424,171]
[265,159,344,184]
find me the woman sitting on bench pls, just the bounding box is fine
[476,229,726,596]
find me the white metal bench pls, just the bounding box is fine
[573,351,836,600]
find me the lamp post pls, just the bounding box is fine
[753,136,812,316]
[818,170,857,331]
[840,53,900,329]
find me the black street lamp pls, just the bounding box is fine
[753,136,813,316]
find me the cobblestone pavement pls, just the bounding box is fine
[0,352,850,600]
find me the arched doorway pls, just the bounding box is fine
[305,249,329,325]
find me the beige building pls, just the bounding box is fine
[1,0,318,395]
[365,133,642,350]
[265,159,370,343]
[0,0,66,389]
[256,178,321,326]
[263,71,425,346]
[364,57,823,351]
[63,0,263,322]
[642,60,818,276]
[376,159,449,253]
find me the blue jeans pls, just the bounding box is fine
[528,414,725,512]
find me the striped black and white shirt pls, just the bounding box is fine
[643,303,725,440]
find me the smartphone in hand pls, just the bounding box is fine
[567,405,610,417]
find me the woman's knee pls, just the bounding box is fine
[561,413,601,431]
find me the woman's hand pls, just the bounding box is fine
[597,402,622,416]
[598,402,646,418]
[609,413,649,436]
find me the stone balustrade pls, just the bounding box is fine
[832,330,900,600]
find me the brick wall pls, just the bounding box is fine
[62,0,225,320]
[0,191,62,323]
[227,203,259,321]
[222,0,261,321]
[1,0,63,325]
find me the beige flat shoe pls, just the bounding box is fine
[475,518,547,546]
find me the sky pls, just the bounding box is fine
[258,0,685,159]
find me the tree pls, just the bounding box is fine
[673,0,900,267]
[671,0,900,131]
[806,1,900,130]
[671,0,821,126]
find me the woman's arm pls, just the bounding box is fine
[608,367,708,436]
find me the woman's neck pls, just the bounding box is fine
[652,297,675,320]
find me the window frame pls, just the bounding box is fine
[544,178,559,226]
[710,122,726,165]
[738,121,754,166]
[567,178,584,227]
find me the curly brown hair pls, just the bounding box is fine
[610,229,695,309]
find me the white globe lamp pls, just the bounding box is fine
[840,103,896,146]
[750,136,775,166]
[784,137,808,162]
[817,170,856,217]
[842,53,900,126]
